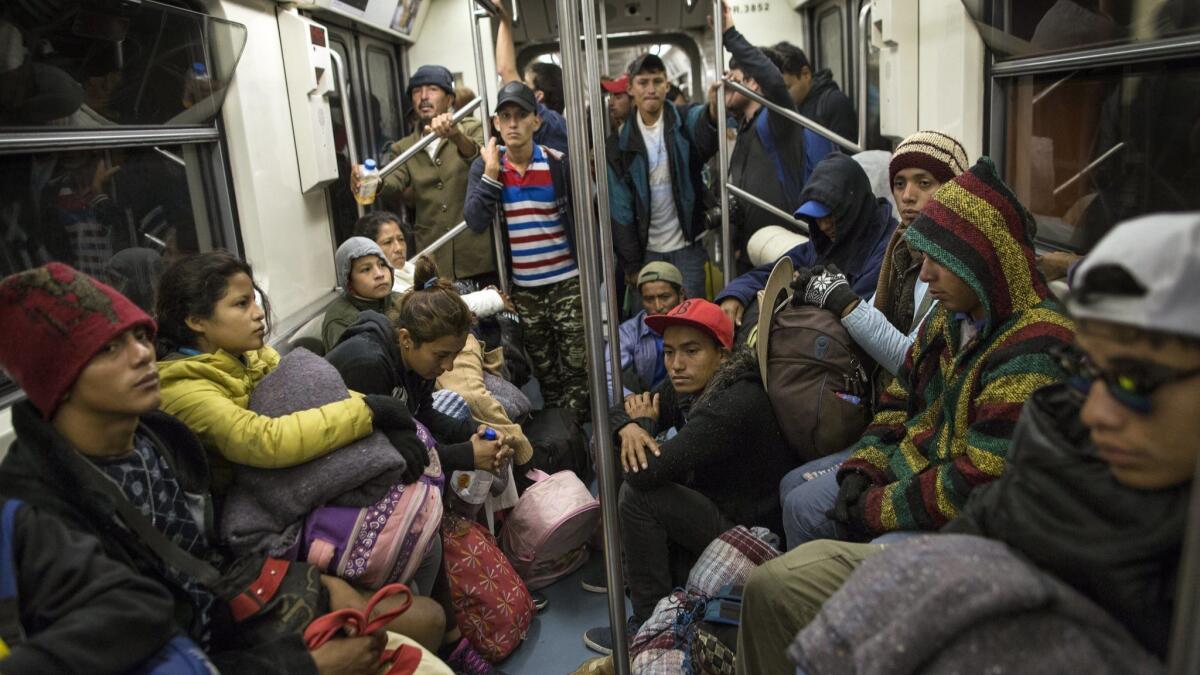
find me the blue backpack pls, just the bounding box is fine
[0,499,216,674]
[755,110,837,214]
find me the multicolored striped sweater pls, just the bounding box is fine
[838,157,1075,535]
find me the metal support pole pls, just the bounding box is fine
[726,183,809,236]
[713,0,734,287]
[377,98,482,179]
[558,0,630,670]
[329,50,365,220]
[856,3,870,148]
[1169,451,1200,674]
[600,1,610,75]
[724,78,865,153]
[583,0,624,406]
[409,221,469,262]
[468,0,510,292]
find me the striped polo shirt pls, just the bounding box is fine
[486,144,579,287]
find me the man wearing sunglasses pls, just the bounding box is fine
[736,212,1200,673]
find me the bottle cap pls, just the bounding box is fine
[192,62,207,75]
[482,428,497,441]
[364,158,377,170]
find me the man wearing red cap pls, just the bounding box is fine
[582,299,796,654]
[600,75,631,133]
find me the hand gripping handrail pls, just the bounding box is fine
[376,97,482,180]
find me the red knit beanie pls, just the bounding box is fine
[0,263,156,419]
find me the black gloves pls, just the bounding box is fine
[382,428,431,485]
[363,394,415,433]
[828,472,871,530]
[791,265,858,317]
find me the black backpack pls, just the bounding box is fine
[522,408,591,484]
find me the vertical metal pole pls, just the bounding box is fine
[1168,455,1200,674]
[712,0,733,286]
[469,2,510,292]
[856,3,871,147]
[558,0,630,670]
[600,1,610,75]
[329,50,365,220]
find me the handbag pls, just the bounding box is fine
[304,584,449,675]
[76,428,324,646]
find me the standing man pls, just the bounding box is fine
[368,64,497,285]
[607,53,721,301]
[490,0,568,153]
[772,41,857,142]
[464,81,590,423]
[601,75,632,133]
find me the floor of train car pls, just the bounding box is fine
[501,554,629,674]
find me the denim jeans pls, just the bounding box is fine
[779,449,853,550]
[645,240,709,300]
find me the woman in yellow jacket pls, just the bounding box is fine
[153,250,415,493]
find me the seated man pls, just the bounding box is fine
[582,300,797,654]
[779,158,1074,549]
[604,261,685,403]
[0,263,445,674]
[737,212,1199,673]
[322,236,401,350]
[793,131,970,380]
[716,153,897,331]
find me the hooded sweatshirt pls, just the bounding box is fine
[837,157,1075,535]
[322,237,401,350]
[716,153,896,307]
[797,68,857,143]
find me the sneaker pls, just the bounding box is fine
[580,566,608,594]
[582,617,640,656]
[441,638,506,675]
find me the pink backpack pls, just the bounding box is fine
[500,469,600,590]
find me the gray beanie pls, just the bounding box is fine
[335,236,393,294]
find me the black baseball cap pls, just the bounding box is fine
[495,81,538,113]
[626,53,666,78]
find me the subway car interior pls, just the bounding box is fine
[0,0,1198,673]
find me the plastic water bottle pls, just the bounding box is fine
[451,428,499,506]
[182,62,212,109]
[354,158,381,205]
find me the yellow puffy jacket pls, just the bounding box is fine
[157,346,373,491]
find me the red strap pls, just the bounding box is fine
[303,584,414,650]
[229,558,291,623]
[381,644,423,675]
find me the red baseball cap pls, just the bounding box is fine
[644,299,734,351]
[601,74,629,94]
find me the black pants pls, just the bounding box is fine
[619,481,732,622]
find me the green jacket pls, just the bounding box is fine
[321,291,400,352]
[380,116,495,279]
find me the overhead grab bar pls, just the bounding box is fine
[724,78,864,153]
[329,50,365,219]
[376,97,482,180]
[856,3,871,148]
[726,183,810,236]
[409,220,469,262]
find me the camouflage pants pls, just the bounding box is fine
[511,276,590,422]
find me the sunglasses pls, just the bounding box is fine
[1051,344,1200,414]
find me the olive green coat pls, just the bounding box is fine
[380,116,496,279]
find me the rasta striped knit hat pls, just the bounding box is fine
[889,131,970,184]
[904,157,1049,324]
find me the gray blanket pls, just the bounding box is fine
[220,348,405,556]
[791,534,1164,675]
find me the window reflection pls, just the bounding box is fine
[1003,59,1200,251]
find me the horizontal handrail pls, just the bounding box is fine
[1053,142,1124,196]
[409,220,470,263]
[723,78,864,153]
[726,183,810,236]
[377,97,482,180]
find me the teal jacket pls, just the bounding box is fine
[606,101,719,271]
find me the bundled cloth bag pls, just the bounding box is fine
[221,348,442,590]
[630,526,779,674]
[791,535,1165,675]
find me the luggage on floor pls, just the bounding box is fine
[524,407,590,481]
[500,469,600,590]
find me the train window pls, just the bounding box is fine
[998,57,1200,252]
[0,1,246,128]
[815,5,845,87]
[363,42,403,156]
[964,0,1200,61]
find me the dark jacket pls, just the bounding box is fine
[609,348,797,534]
[725,28,834,255]
[797,68,857,143]
[0,499,176,674]
[606,101,720,271]
[717,153,896,306]
[946,384,1185,659]
[324,310,477,473]
[0,402,316,675]
[464,144,576,278]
